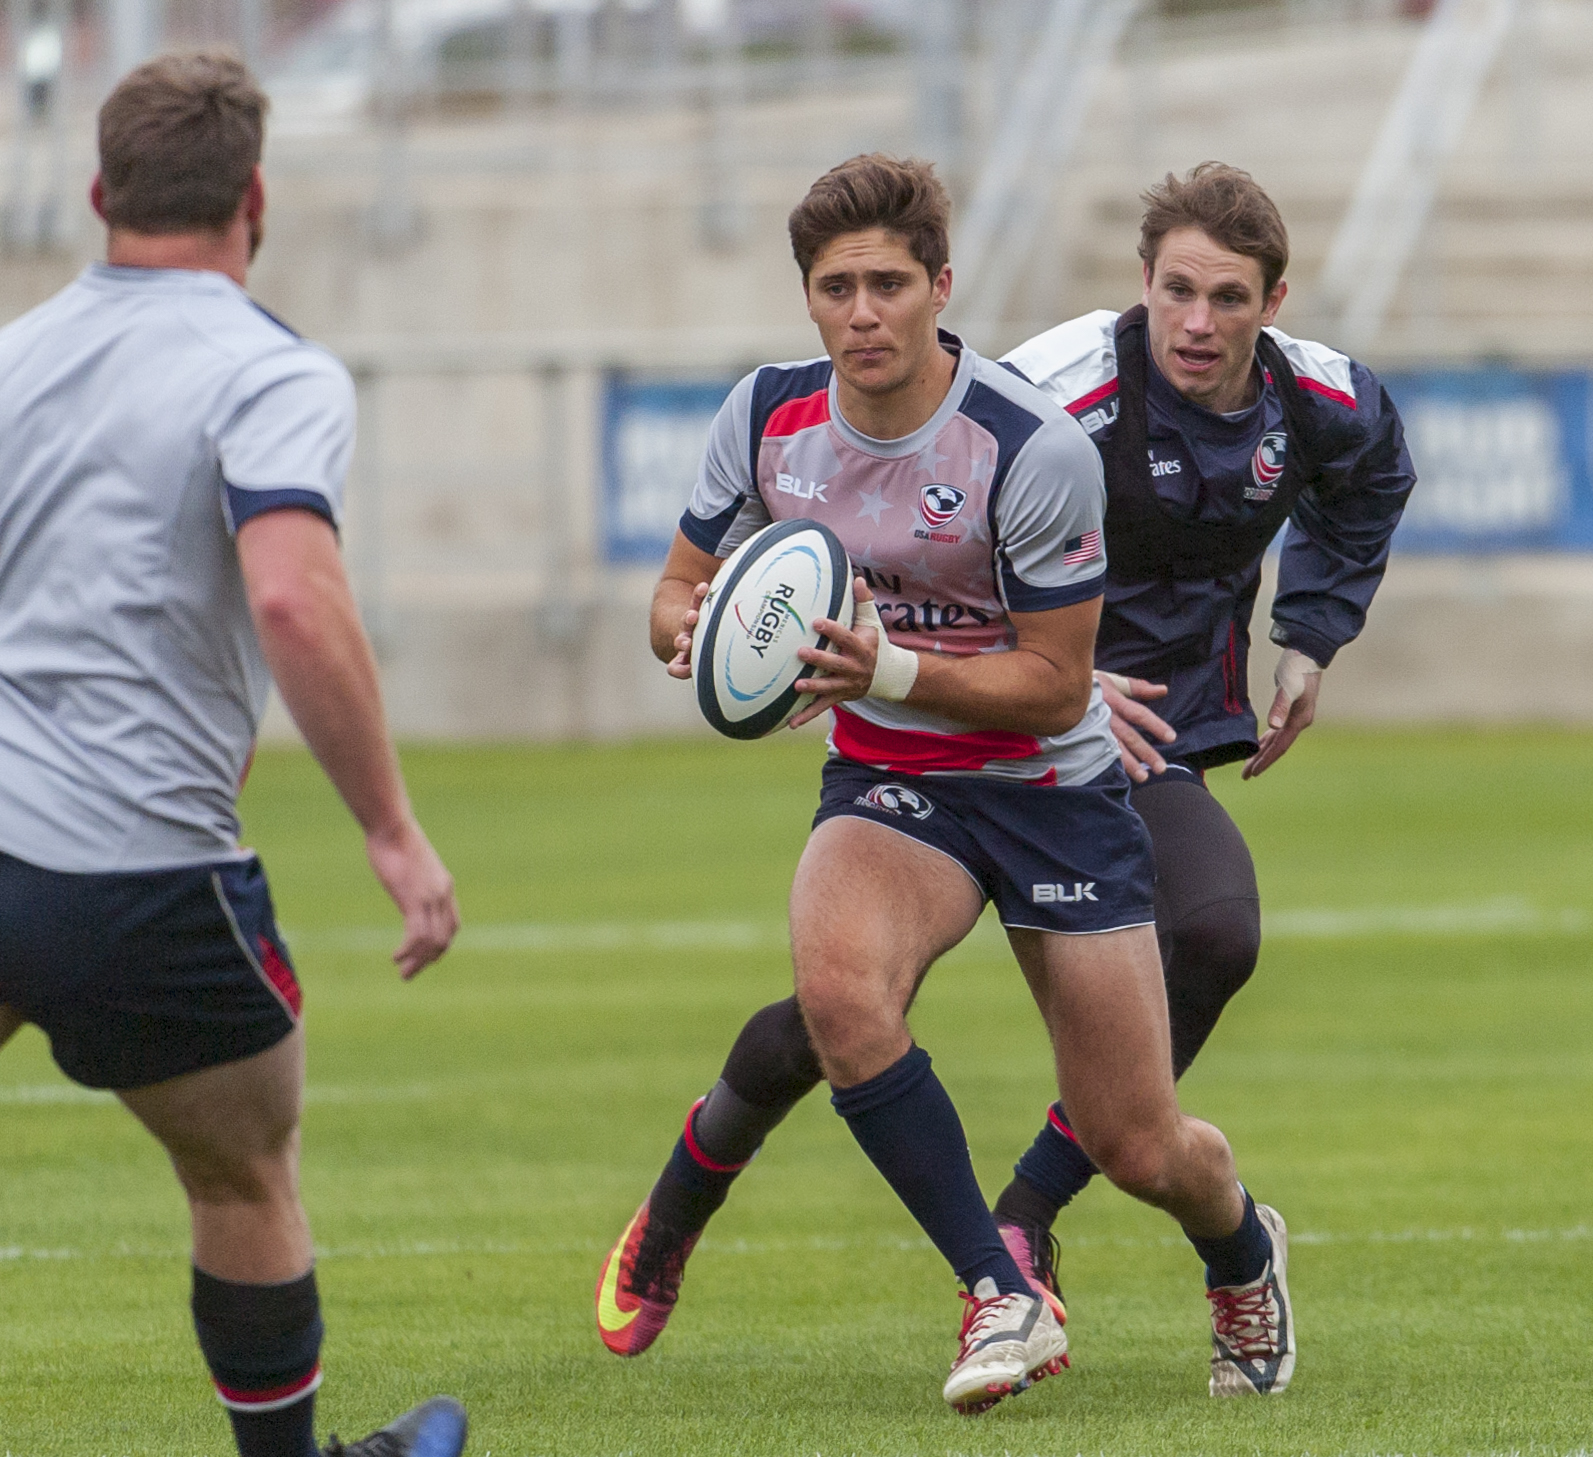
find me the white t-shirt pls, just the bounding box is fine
[0,264,354,872]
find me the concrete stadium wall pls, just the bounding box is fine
[7,5,1593,739]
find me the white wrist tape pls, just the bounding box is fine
[850,597,920,703]
[1274,647,1324,705]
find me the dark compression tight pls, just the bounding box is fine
[656,767,1261,1238]
[996,769,1261,1227]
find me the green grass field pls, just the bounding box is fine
[3,727,1591,1456]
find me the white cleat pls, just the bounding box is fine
[1208,1202,1295,1397]
[943,1278,1069,1415]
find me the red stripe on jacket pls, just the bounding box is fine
[832,705,1043,775]
[1064,378,1119,416]
[1296,376,1357,410]
[764,390,831,437]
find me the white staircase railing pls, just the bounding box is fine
[1317,0,1518,354]
[951,0,1143,341]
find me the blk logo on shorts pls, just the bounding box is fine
[856,783,935,820]
[1247,431,1286,501]
[918,484,967,531]
[1033,882,1097,903]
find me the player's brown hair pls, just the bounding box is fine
[788,154,951,284]
[1138,163,1290,295]
[97,51,267,233]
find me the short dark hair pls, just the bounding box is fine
[788,154,951,284]
[1138,162,1290,295]
[97,51,267,234]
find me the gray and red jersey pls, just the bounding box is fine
[681,334,1117,786]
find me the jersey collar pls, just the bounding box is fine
[825,330,976,459]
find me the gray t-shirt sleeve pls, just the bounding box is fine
[679,370,772,558]
[217,348,356,535]
[992,414,1108,612]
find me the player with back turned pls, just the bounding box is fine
[596,153,1294,1412]
[0,55,468,1457]
[597,162,1414,1398]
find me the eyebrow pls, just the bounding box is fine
[1161,269,1253,296]
[814,267,916,287]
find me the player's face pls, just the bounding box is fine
[1143,227,1287,412]
[804,229,951,398]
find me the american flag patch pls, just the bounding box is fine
[1061,528,1102,565]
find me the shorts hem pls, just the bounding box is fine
[815,809,986,902]
[998,915,1157,937]
[59,1015,297,1092]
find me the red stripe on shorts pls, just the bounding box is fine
[257,935,303,1019]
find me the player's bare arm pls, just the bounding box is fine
[237,509,459,979]
[650,532,719,671]
[789,587,1100,736]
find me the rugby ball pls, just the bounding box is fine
[692,518,854,740]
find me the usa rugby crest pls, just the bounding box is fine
[1248,431,1287,501]
[919,483,967,531]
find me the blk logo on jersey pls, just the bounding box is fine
[776,472,828,502]
[1247,432,1287,501]
[855,783,935,820]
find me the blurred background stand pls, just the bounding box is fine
[0,0,1590,737]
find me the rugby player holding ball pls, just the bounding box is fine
[597,154,1295,1412]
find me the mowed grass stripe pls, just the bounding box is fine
[282,895,1592,953]
[1,728,1590,1455]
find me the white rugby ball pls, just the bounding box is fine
[693,518,854,740]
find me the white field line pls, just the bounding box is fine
[284,898,1591,954]
[3,1223,1589,1265]
[290,920,782,954]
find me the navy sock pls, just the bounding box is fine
[192,1266,322,1457]
[1186,1188,1272,1289]
[646,1098,751,1237]
[831,1046,1026,1297]
[998,1103,1100,1228]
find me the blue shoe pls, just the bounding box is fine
[322,1396,468,1457]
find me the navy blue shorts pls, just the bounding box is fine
[0,850,301,1090]
[813,759,1157,934]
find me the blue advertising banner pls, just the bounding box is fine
[1381,370,1593,553]
[602,375,737,563]
[601,368,1593,563]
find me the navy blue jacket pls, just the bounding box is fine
[1005,312,1416,769]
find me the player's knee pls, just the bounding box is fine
[167,1123,300,1207]
[1077,1126,1178,1204]
[722,997,823,1106]
[1169,897,1260,999]
[793,972,891,1060]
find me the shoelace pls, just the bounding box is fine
[954,1290,1019,1358]
[1207,1281,1279,1359]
